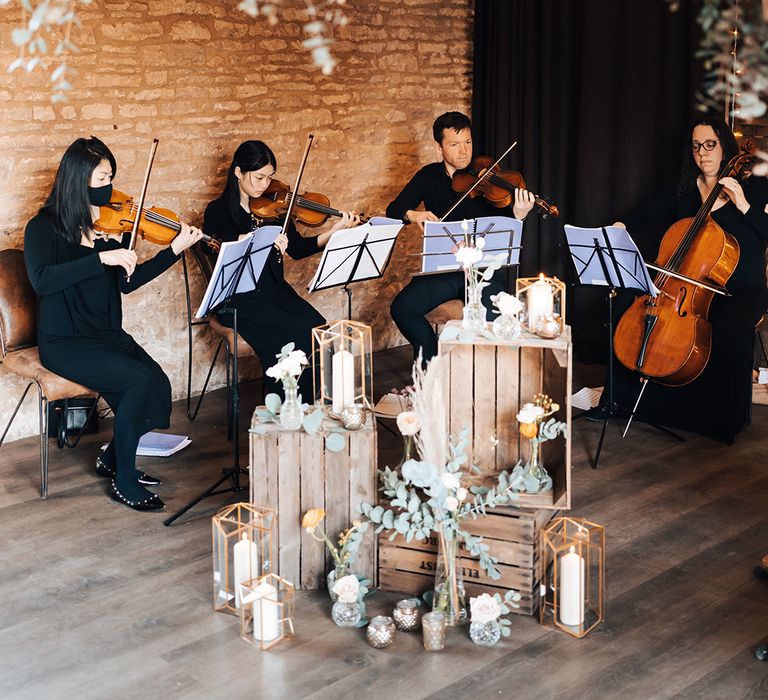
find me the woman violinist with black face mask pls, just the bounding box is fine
[24,136,204,511]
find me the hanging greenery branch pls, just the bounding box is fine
[237,0,348,75]
[667,0,768,120]
[3,0,88,102]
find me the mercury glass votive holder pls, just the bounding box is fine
[393,598,422,631]
[340,403,368,430]
[422,611,447,651]
[366,615,396,649]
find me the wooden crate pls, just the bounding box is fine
[438,321,572,510]
[249,413,377,590]
[378,507,558,616]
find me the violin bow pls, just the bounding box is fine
[277,134,315,250]
[128,138,160,255]
[440,141,518,222]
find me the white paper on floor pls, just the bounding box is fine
[571,386,604,411]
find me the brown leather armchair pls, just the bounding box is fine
[0,249,98,498]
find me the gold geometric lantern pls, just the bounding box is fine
[311,320,373,413]
[212,502,276,616]
[238,573,295,650]
[539,516,605,638]
[516,274,566,336]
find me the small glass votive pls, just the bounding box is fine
[422,611,446,651]
[340,404,368,430]
[393,598,422,632]
[366,615,396,648]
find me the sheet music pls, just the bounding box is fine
[195,225,280,318]
[421,216,523,275]
[308,217,402,292]
[564,224,659,296]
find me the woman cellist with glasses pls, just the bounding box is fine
[605,117,768,444]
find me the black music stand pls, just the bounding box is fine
[564,225,679,468]
[308,217,403,318]
[164,227,279,526]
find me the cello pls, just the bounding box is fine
[613,147,756,386]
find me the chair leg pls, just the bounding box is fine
[38,390,49,499]
[0,381,36,448]
[186,337,225,421]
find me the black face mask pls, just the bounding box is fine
[87,183,113,207]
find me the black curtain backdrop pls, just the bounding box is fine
[472,0,701,361]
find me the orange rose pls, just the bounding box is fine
[520,422,538,439]
[301,508,326,532]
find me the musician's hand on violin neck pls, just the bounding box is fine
[512,189,535,220]
[99,248,137,276]
[718,176,750,214]
[170,222,204,255]
[405,209,438,229]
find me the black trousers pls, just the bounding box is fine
[38,330,172,491]
[390,270,505,361]
[218,290,325,402]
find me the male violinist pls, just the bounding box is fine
[386,111,535,361]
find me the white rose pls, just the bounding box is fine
[444,496,460,511]
[454,245,483,268]
[396,411,420,436]
[470,593,501,624]
[441,471,461,490]
[516,404,545,424]
[493,292,523,317]
[265,364,282,380]
[456,487,468,502]
[475,236,485,250]
[287,349,308,367]
[331,574,360,603]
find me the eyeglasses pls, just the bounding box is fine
[691,140,720,153]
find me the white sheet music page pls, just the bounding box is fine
[308,217,402,292]
[195,225,280,318]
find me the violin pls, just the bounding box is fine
[613,146,756,386]
[94,189,220,251]
[451,156,560,218]
[249,179,367,227]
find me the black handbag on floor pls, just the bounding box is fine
[47,398,99,448]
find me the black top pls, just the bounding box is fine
[24,213,179,338]
[623,176,768,291]
[202,197,321,299]
[386,161,516,222]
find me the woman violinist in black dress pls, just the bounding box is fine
[24,137,203,511]
[609,117,768,444]
[203,140,358,400]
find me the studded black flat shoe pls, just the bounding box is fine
[108,482,165,512]
[96,455,161,487]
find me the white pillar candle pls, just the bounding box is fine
[233,533,259,608]
[527,274,554,331]
[251,582,280,642]
[559,545,585,627]
[331,348,355,413]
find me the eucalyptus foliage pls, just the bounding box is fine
[360,427,522,581]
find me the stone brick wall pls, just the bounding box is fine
[0,0,473,441]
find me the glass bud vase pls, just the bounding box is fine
[469,620,502,646]
[331,599,361,627]
[432,525,467,626]
[395,434,416,472]
[522,437,553,493]
[326,564,347,602]
[462,272,486,332]
[492,313,521,340]
[279,382,303,430]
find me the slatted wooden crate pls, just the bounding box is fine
[249,413,377,590]
[378,507,558,616]
[438,321,572,510]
